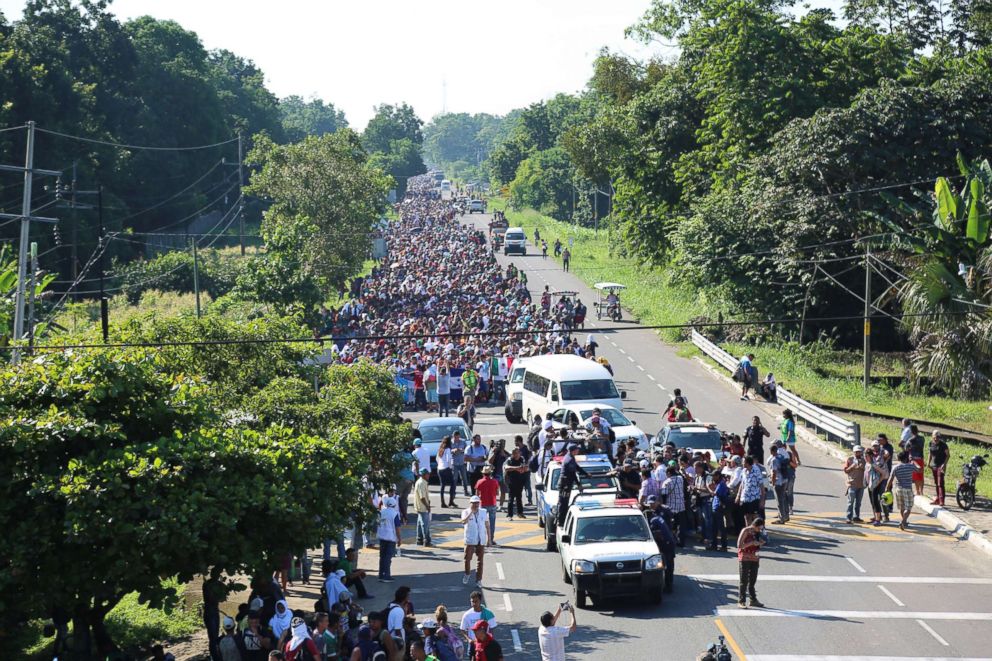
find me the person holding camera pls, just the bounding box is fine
[538,602,577,661]
[843,445,867,524]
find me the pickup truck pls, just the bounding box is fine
[535,453,620,551]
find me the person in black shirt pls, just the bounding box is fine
[512,435,534,505]
[557,444,590,527]
[504,447,529,520]
[928,430,950,506]
[744,416,770,464]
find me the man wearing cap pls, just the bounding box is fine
[557,443,590,527]
[461,497,489,586]
[217,616,242,661]
[470,620,503,661]
[413,439,432,477]
[465,435,488,492]
[415,467,433,547]
[647,496,677,593]
[843,445,867,524]
[420,618,458,661]
[377,496,402,582]
[476,465,500,546]
[538,603,577,661]
[241,609,272,661]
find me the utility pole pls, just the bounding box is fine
[12,121,36,359]
[98,186,108,343]
[237,131,245,256]
[863,246,872,392]
[71,161,78,300]
[26,242,37,349]
[191,236,202,318]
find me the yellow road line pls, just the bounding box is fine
[715,618,748,661]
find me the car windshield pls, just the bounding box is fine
[666,429,723,451]
[551,469,616,491]
[561,379,619,401]
[580,409,630,426]
[419,423,468,443]
[575,515,650,544]
[506,232,524,240]
[510,368,526,384]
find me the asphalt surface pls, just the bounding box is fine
[362,214,992,660]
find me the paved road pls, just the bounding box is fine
[358,214,992,660]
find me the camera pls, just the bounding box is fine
[560,601,570,611]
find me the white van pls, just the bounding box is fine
[519,355,626,424]
[504,358,530,423]
[503,227,527,255]
[440,179,452,192]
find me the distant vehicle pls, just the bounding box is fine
[535,453,619,550]
[440,179,452,192]
[504,359,529,423]
[469,199,486,214]
[557,497,665,608]
[503,227,527,255]
[416,417,472,476]
[433,171,445,182]
[519,354,626,425]
[548,404,649,451]
[652,422,723,464]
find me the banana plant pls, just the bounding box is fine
[0,245,57,345]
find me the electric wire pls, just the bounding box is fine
[35,126,238,152]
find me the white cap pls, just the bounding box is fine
[639,459,650,469]
[853,445,864,452]
[385,497,398,508]
[223,616,236,630]
[543,420,553,430]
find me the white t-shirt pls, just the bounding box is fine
[387,602,406,642]
[462,507,489,546]
[460,607,497,635]
[539,625,570,661]
[413,447,431,473]
[437,448,453,471]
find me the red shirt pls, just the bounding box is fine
[475,477,499,507]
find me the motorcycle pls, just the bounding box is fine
[956,454,988,511]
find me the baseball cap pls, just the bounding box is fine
[384,497,398,508]
[470,495,481,503]
[414,439,423,446]
[543,420,553,430]
[482,465,493,474]
[639,459,650,469]
[853,445,864,452]
[645,495,658,505]
[636,451,647,460]
[472,620,490,631]
[223,616,236,630]
[567,443,579,452]
[420,618,438,629]
[419,467,430,475]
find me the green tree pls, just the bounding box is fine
[208,49,284,139]
[509,148,576,221]
[246,130,391,297]
[362,102,424,152]
[279,95,348,143]
[369,137,427,197]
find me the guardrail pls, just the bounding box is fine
[691,330,861,447]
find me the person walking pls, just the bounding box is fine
[865,447,889,526]
[735,354,756,400]
[451,431,470,497]
[902,424,926,496]
[736,518,766,608]
[737,456,765,527]
[377,496,401,582]
[709,471,729,551]
[928,430,950,506]
[779,409,801,465]
[437,436,456,509]
[843,446,867,524]
[661,466,688,547]
[414,468,432,547]
[562,247,571,272]
[476,465,500,546]
[744,416,770,464]
[503,446,529,520]
[538,604,577,661]
[887,451,916,530]
[769,441,791,524]
[465,435,488,491]
[646,496,677,593]
[461,497,488,587]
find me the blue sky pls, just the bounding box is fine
[0,0,846,128]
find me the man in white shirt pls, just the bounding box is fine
[538,603,577,661]
[412,439,431,476]
[461,496,489,587]
[459,591,497,650]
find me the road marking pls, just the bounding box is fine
[657,384,667,391]
[878,585,904,607]
[917,620,949,646]
[691,574,992,585]
[647,374,656,381]
[496,562,505,581]
[503,593,513,612]
[714,619,748,661]
[627,356,635,363]
[714,608,992,620]
[618,348,626,354]
[511,629,523,652]
[749,657,992,661]
[637,365,645,372]
[609,340,617,346]
[845,556,867,573]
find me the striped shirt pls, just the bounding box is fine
[891,462,916,489]
[661,475,686,513]
[639,476,662,501]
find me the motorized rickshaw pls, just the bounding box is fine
[594,282,626,321]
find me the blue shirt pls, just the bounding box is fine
[395,451,415,481]
[712,481,730,512]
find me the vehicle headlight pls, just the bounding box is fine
[573,560,596,574]
[512,392,522,401]
[645,554,664,571]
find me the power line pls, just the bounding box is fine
[11,310,975,354]
[110,159,226,225]
[34,126,238,152]
[0,125,26,134]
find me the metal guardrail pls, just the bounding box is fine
[691,330,861,447]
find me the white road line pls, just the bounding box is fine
[846,556,867,573]
[690,574,992,585]
[714,608,992,620]
[496,563,505,581]
[637,365,645,372]
[878,585,905,607]
[917,620,950,646]
[627,356,635,363]
[609,341,617,346]
[647,374,656,381]
[511,629,523,652]
[749,657,992,661]
[618,348,626,354]
[503,593,513,612]
[657,383,667,391]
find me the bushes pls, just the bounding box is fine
[114,248,247,304]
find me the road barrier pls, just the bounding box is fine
[691,330,861,447]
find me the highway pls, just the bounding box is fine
[381,213,992,660]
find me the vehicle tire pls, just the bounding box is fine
[562,560,572,584]
[504,404,521,424]
[573,585,587,609]
[545,522,557,551]
[957,484,976,511]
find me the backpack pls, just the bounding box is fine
[354,625,386,661]
[774,453,792,479]
[673,407,690,422]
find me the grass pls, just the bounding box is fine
[56,290,209,338]
[12,578,200,660]
[491,198,992,438]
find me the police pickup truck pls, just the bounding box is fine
[535,454,620,551]
[557,496,665,608]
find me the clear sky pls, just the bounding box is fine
[0,0,844,128]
